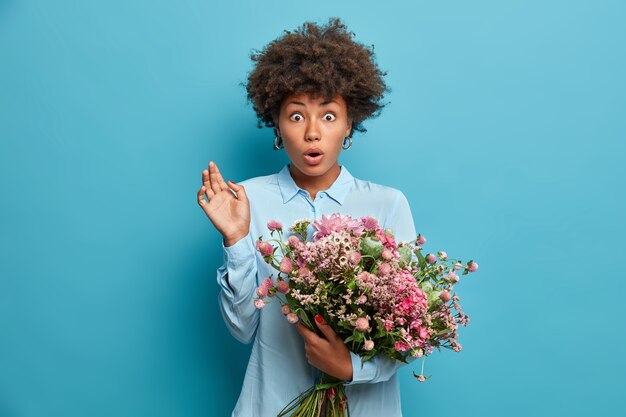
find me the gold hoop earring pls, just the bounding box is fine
[342,136,352,150]
[274,136,284,150]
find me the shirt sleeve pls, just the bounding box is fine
[384,190,417,243]
[346,189,418,385]
[216,231,260,344]
[345,352,417,385]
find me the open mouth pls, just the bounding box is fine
[304,150,324,165]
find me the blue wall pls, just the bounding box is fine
[1,1,625,416]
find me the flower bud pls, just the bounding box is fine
[364,340,374,351]
[256,241,273,257]
[417,235,427,245]
[254,299,265,309]
[355,317,370,332]
[437,251,447,260]
[277,280,289,294]
[360,237,383,258]
[468,261,479,272]
[286,313,299,324]
[256,286,268,298]
[439,290,451,302]
[279,258,293,274]
[378,262,391,275]
[288,235,301,248]
[267,220,283,232]
[348,251,362,265]
[281,305,290,315]
[426,254,436,264]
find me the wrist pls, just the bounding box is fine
[223,231,249,247]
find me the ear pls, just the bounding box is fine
[345,119,353,138]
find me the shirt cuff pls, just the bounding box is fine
[344,351,376,385]
[221,232,255,267]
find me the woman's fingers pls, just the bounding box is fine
[198,185,208,209]
[201,170,215,200]
[208,161,225,194]
[227,180,248,204]
[213,163,230,191]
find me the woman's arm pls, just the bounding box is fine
[216,233,260,344]
[197,161,258,343]
[296,189,420,383]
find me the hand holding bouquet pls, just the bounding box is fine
[254,214,478,417]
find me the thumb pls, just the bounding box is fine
[314,314,338,341]
[228,180,249,204]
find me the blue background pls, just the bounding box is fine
[1,0,625,416]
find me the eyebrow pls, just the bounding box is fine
[286,100,338,106]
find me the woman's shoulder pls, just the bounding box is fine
[351,174,408,201]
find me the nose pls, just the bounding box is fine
[305,119,320,142]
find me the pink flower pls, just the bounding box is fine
[355,317,369,332]
[281,305,291,315]
[468,261,479,272]
[267,220,283,232]
[382,249,393,260]
[280,258,293,274]
[454,262,462,270]
[438,251,447,260]
[446,272,460,283]
[356,272,369,282]
[426,254,436,264]
[256,240,273,257]
[417,235,427,245]
[439,290,451,302]
[379,263,391,275]
[312,213,364,240]
[298,267,311,278]
[361,216,379,231]
[379,233,398,250]
[256,286,268,297]
[395,341,410,352]
[364,340,374,351]
[348,251,362,265]
[288,235,301,248]
[277,280,289,294]
[416,374,426,382]
[355,294,367,304]
[401,297,415,311]
[418,326,430,339]
[261,277,274,288]
[254,299,265,309]
[286,313,299,324]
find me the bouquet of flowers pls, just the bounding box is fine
[254,213,478,417]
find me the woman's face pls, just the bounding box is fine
[276,93,352,183]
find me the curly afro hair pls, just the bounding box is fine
[245,18,388,134]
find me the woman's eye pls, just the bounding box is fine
[324,113,336,121]
[290,114,303,122]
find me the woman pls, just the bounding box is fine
[197,18,417,417]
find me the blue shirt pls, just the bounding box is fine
[217,163,417,417]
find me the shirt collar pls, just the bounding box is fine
[277,163,354,205]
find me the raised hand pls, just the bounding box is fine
[197,161,250,247]
[296,315,353,381]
